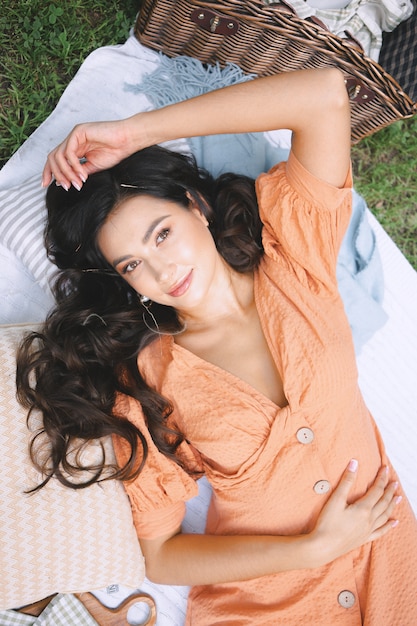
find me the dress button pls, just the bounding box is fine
[337,590,356,608]
[296,427,314,444]
[313,479,331,494]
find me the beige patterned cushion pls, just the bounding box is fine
[0,324,145,610]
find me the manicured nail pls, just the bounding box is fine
[391,519,399,528]
[71,180,81,191]
[348,459,358,472]
[79,174,87,183]
[62,183,69,192]
[395,495,402,505]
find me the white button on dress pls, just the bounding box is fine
[337,590,356,608]
[313,479,331,494]
[296,427,314,444]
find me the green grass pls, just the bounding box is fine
[1,0,416,269]
[0,0,138,163]
[351,118,417,270]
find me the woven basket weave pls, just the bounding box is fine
[135,0,416,142]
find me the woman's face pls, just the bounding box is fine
[97,194,221,311]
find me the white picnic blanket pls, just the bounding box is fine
[0,34,416,626]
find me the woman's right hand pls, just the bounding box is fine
[42,116,144,191]
[309,460,400,567]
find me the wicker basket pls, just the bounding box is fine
[134,0,417,142]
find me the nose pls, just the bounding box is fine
[149,258,176,286]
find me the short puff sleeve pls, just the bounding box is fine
[256,151,353,294]
[112,393,199,540]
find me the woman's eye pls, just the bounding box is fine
[156,228,170,244]
[122,260,140,274]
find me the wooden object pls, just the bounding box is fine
[15,591,157,625]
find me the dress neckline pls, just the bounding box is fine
[172,339,283,413]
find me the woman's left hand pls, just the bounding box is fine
[309,461,400,566]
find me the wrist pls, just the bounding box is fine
[123,112,152,154]
[305,530,334,569]
[269,533,327,572]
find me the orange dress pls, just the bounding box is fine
[113,152,417,625]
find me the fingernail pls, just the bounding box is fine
[348,459,358,472]
[71,180,81,192]
[395,495,402,505]
[62,183,69,192]
[80,174,87,183]
[391,519,399,528]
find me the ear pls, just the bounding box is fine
[186,191,209,226]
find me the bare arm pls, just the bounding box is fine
[140,462,399,586]
[43,68,350,190]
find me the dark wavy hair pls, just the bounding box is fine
[16,145,263,490]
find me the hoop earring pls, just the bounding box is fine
[138,295,186,336]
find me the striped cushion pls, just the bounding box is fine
[0,177,54,293]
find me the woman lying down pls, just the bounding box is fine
[17,68,417,624]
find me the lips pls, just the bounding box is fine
[168,270,193,297]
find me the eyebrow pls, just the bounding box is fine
[111,214,170,268]
[143,215,170,244]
